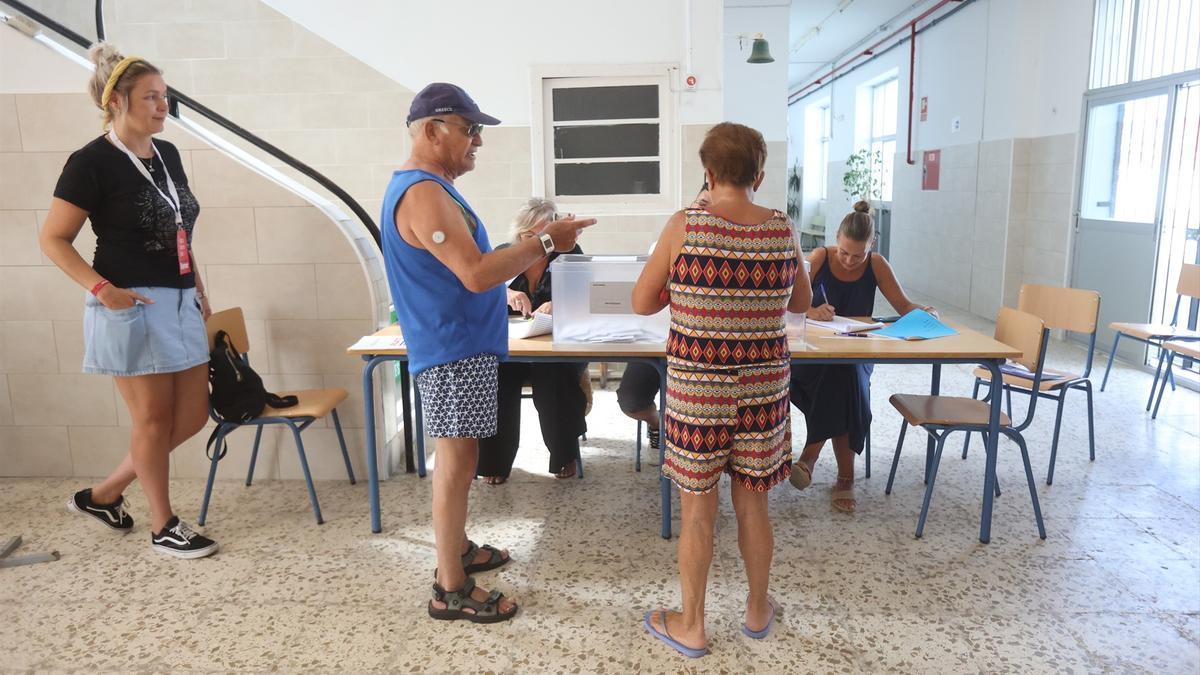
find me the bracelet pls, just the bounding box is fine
[196,290,207,300]
[89,279,111,296]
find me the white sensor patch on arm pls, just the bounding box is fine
[431,231,446,244]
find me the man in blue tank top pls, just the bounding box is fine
[382,83,594,624]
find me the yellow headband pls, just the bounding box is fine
[100,56,145,110]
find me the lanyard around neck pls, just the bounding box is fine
[107,129,182,227]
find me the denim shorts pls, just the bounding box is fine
[82,286,209,377]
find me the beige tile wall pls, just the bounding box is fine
[0,92,374,480]
[890,133,1078,318]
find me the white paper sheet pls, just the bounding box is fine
[805,316,884,334]
[508,313,553,339]
[349,334,406,351]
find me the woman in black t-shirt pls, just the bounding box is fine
[39,44,217,559]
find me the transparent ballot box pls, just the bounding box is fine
[549,254,669,344]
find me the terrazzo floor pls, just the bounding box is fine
[2,308,1199,673]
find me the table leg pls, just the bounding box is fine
[979,359,1003,544]
[362,355,388,534]
[400,362,414,473]
[925,364,942,482]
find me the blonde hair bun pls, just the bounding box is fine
[88,42,124,71]
[853,200,871,213]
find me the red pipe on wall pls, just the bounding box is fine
[907,22,917,165]
[789,0,968,165]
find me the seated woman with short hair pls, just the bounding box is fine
[477,198,587,483]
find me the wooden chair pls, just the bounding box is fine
[1100,263,1200,406]
[1150,340,1200,419]
[199,307,355,525]
[961,285,1101,484]
[885,307,1049,540]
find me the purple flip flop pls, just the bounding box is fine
[742,595,779,639]
[643,610,709,658]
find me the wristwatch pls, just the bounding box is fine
[537,232,555,255]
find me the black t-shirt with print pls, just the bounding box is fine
[53,135,201,289]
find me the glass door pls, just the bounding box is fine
[1151,80,1200,380]
[1071,88,1172,362]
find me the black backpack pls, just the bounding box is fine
[206,330,297,460]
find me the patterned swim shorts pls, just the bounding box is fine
[415,352,499,439]
[662,362,792,493]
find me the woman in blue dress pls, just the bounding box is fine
[789,201,935,512]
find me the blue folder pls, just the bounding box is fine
[875,309,957,340]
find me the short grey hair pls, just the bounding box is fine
[509,198,558,243]
[407,116,445,140]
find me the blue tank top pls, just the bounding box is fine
[381,169,508,374]
[812,249,879,317]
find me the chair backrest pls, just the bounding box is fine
[206,307,250,354]
[994,307,1046,373]
[1018,284,1100,335]
[1177,263,1200,300]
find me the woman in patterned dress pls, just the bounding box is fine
[632,122,812,657]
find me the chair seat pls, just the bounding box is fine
[264,388,348,419]
[972,366,1079,391]
[1109,322,1200,341]
[889,394,1012,428]
[1164,340,1200,360]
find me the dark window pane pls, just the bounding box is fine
[552,85,658,121]
[555,162,660,195]
[554,124,659,159]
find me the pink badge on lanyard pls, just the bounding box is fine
[177,228,191,275]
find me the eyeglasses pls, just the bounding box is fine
[432,118,483,138]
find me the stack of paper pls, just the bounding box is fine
[508,313,553,339]
[349,334,406,351]
[806,316,884,334]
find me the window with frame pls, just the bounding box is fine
[537,73,674,212]
[1090,0,1200,90]
[869,78,898,203]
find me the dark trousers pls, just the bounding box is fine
[477,361,587,477]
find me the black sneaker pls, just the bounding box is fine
[67,488,134,533]
[647,427,661,450]
[151,516,219,559]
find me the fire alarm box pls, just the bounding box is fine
[922,149,940,190]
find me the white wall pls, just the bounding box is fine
[263,0,726,126]
[0,29,86,93]
[722,1,790,142]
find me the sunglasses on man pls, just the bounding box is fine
[432,118,484,138]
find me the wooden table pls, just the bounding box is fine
[349,322,1020,542]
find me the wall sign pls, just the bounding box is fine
[920,96,928,121]
[922,149,940,190]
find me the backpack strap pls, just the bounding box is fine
[266,393,298,408]
[205,426,228,462]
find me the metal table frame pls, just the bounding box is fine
[360,350,1008,543]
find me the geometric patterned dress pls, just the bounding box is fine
[662,208,799,493]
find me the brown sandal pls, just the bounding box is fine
[428,576,518,624]
[832,475,856,512]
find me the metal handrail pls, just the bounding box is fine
[1,0,382,248]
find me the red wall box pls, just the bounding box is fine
[922,149,940,190]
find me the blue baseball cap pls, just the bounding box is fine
[406,82,501,127]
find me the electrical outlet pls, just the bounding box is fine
[951,117,961,132]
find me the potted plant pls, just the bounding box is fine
[786,162,802,222]
[842,149,881,207]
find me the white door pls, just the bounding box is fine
[1071,88,1173,362]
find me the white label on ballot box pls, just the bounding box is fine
[589,282,635,314]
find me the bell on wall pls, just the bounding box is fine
[747,33,774,64]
